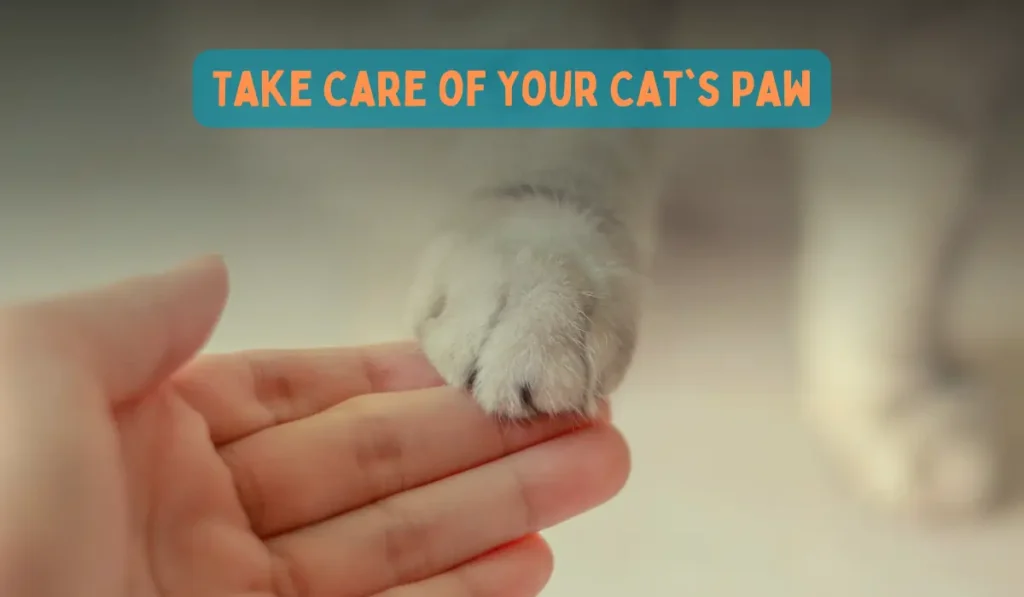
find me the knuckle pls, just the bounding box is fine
[218,442,270,535]
[269,547,311,597]
[376,499,437,586]
[348,405,409,500]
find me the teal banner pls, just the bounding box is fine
[192,49,831,129]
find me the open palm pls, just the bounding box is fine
[0,259,629,597]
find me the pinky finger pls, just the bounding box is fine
[372,534,554,597]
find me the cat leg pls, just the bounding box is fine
[408,130,662,418]
[796,108,997,518]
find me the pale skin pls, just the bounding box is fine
[0,256,630,597]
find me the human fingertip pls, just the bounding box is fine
[557,424,633,509]
[362,341,447,392]
[171,252,225,270]
[166,254,229,289]
[481,534,554,597]
[591,423,632,486]
[516,534,555,595]
[516,533,554,573]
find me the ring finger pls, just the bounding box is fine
[266,424,629,597]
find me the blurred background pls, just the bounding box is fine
[2,2,1024,596]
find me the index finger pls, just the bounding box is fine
[171,341,445,444]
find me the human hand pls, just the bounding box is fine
[0,257,630,597]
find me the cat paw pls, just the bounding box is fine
[814,380,999,520]
[408,196,640,418]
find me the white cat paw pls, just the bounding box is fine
[815,381,999,520]
[409,195,640,418]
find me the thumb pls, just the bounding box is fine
[15,255,229,404]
